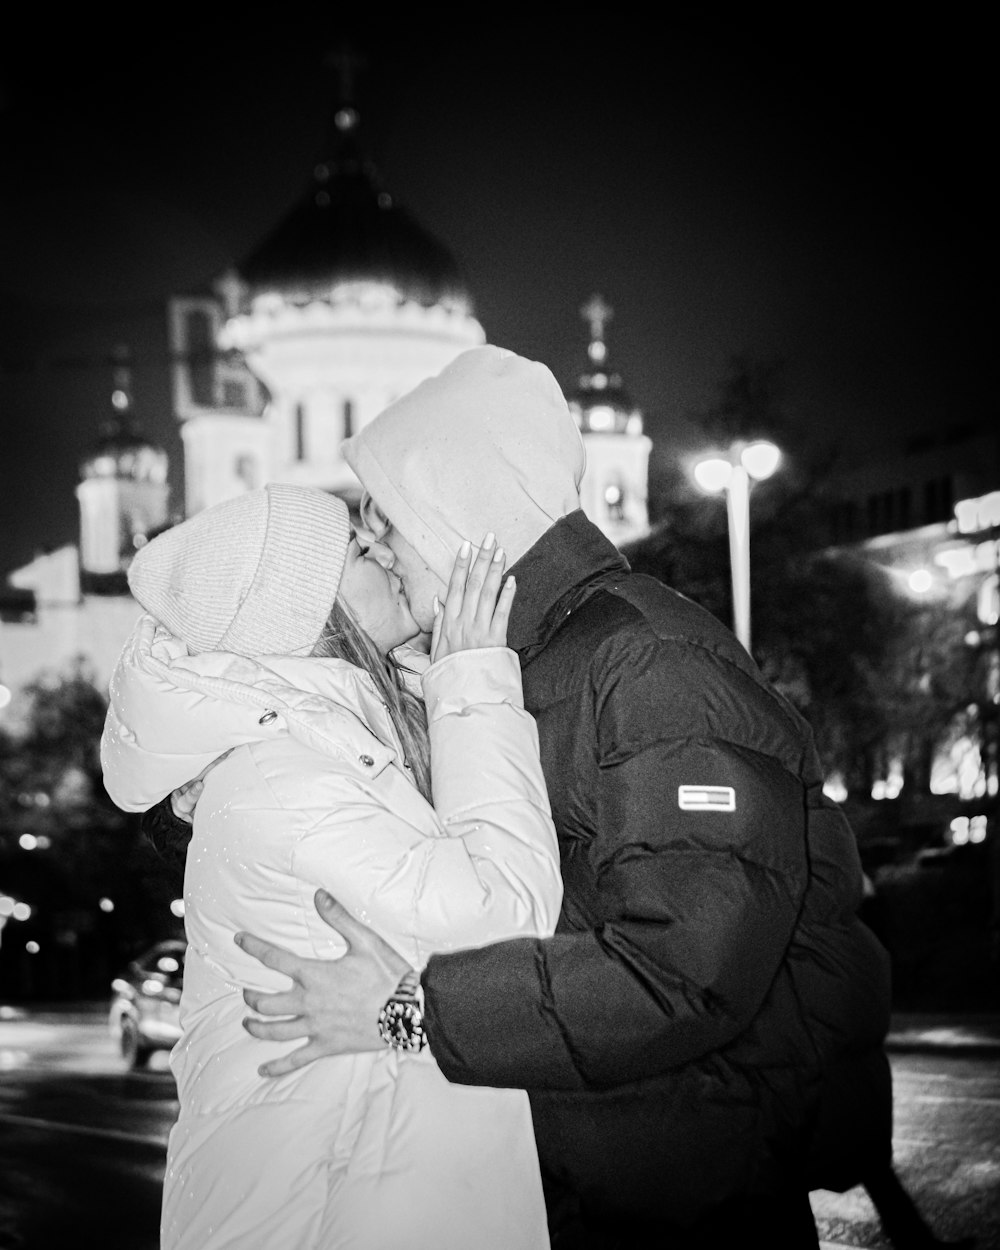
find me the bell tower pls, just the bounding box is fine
[76,346,170,592]
[567,296,651,545]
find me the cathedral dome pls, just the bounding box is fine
[238,105,471,310]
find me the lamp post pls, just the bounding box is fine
[692,440,781,654]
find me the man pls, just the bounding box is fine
[148,347,893,1248]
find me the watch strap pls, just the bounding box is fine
[394,968,424,1009]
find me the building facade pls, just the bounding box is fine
[823,424,999,851]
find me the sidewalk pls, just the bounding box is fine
[886,1011,1000,1056]
[6,1002,1000,1054]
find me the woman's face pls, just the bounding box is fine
[336,533,421,653]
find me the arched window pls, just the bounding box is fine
[235,455,257,490]
[185,309,215,407]
[295,404,306,461]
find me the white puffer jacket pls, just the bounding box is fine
[101,615,562,1250]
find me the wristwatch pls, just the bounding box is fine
[378,968,427,1051]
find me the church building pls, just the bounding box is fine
[0,83,650,708]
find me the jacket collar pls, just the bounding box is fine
[506,510,629,660]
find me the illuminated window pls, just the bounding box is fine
[930,711,985,802]
[955,491,1000,533]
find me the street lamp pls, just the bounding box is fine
[692,440,781,654]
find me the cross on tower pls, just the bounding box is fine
[325,43,367,107]
[581,294,613,343]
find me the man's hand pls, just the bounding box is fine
[236,889,411,1077]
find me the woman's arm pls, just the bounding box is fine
[289,752,560,962]
[237,539,563,1072]
[292,539,561,962]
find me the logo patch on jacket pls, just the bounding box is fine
[678,785,736,812]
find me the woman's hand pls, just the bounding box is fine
[429,533,516,664]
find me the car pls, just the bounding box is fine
[109,938,185,1069]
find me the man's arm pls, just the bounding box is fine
[139,795,193,885]
[240,733,808,1083]
[138,768,212,885]
[425,737,809,1090]
[240,603,810,1088]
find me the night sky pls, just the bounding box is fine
[0,16,989,576]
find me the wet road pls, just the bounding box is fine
[0,1005,997,1249]
[0,1008,174,1249]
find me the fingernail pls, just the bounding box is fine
[316,888,332,906]
[482,532,496,549]
[433,595,441,614]
[507,576,516,590]
[493,546,504,562]
[459,540,471,557]
[234,932,244,946]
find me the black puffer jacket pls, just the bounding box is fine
[422,510,892,1228]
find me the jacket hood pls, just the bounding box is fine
[101,614,403,812]
[342,346,586,582]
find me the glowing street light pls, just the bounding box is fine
[907,568,935,595]
[692,440,781,654]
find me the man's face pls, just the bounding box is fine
[357,492,446,633]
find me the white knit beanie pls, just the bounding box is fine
[127,484,351,656]
[342,346,585,582]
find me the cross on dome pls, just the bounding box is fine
[325,42,367,133]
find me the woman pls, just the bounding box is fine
[101,483,561,1250]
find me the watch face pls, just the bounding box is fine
[378,999,425,1051]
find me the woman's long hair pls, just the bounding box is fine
[311,598,432,804]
